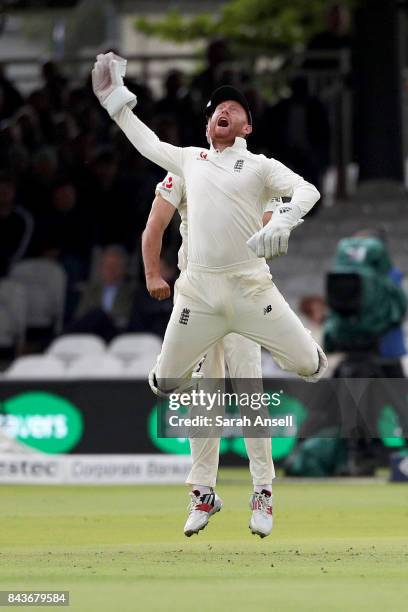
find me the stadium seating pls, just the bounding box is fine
[48,334,106,365]
[109,333,162,363]
[0,279,27,352]
[9,259,67,333]
[66,353,124,378]
[121,355,158,378]
[4,355,66,379]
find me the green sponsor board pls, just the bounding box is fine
[377,404,405,448]
[0,392,84,454]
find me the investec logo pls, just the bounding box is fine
[0,459,59,478]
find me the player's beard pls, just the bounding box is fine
[209,118,246,147]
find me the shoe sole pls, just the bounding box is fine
[249,528,267,538]
[184,505,222,537]
[249,522,271,539]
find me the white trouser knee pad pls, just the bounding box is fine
[148,356,206,398]
[300,343,328,382]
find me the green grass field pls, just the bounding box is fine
[1,469,408,612]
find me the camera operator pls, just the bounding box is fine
[324,228,407,474]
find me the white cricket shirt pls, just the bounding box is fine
[115,106,320,268]
[156,173,281,272]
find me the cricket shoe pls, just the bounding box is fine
[184,489,222,537]
[249,490,273,538]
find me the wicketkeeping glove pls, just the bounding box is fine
[247,202,303,259]
[92,51,137,117]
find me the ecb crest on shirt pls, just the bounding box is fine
[234,159,244,172]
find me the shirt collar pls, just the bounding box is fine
[210,136,248,153]
[232,137,247,150]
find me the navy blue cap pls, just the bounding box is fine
[205,85,252,125]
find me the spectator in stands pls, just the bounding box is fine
[27,89,56,144]
[299,295,326,345]
[29,178,94,320]
[8,143,30,183]
[155,70,197,145]
[128,256,176,338]
[79,148,139,251]
[14,107,42,153]
[20,146,59,214]
[66,245,136,341]
[0,120,18,168]
[0,64,24,121]
[41,60,68,112]
[303,2,352,70]
[191,38,232,104]
[242,86,269,154]
[123,72,154,125]
[267,76,330,205]
[30,177,91,257]
[0,172,33,277]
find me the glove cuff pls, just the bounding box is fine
[103,86,137,117]
[275,202,302,227]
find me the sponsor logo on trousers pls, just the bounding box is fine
[179,308,190,325]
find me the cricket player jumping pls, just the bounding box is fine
[92,52,328,538]
[143,172,279,537]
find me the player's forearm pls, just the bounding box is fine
[267,159,320,216]
[113,106,184,176]
[290,181,320,216]
[142,224,164,280]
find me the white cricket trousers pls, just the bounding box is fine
[186,334,275,488]
[158,258,321,487]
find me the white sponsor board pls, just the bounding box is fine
[0,454,191,485]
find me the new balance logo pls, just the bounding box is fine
[179,308,190,325]
[264,304,272,315]
[279,207,292,214]
[234,159,244,172]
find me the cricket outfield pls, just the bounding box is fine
[1,470,407,612]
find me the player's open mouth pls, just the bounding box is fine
[217,117,229,127]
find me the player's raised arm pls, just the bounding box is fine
[92,52,185,176]
[142,193,177,301]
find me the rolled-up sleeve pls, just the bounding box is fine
[155,174,185,210]
[263,156,320,216]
